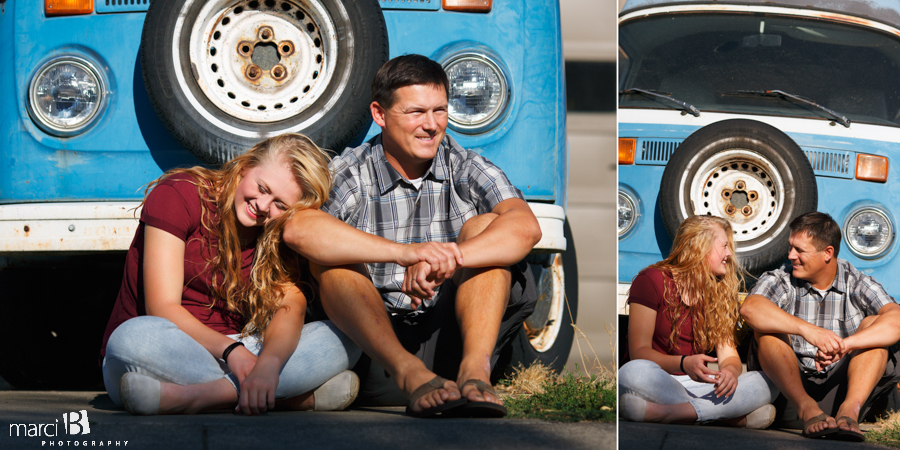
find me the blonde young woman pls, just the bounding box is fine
[619,215,779,428]
[100,134,361,415]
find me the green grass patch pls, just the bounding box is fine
[866,412,900,448]
[501,371,616,422]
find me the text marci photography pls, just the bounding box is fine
[9,410,129,447]
[9,410,91,438]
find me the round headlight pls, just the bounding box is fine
[844,208,894,258]
[28,57,105,136]
[443,54,509,132]
[618,190,639,238]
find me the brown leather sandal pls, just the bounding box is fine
[445,379,507,418]
[802,413,839,439]
[834,416,865,442]
[404,376,467,418]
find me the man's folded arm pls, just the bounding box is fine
[843,303,900,352]
[456,198,541,268]
[741,294,845,355]
[282,209,403,266]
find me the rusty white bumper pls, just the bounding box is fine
[0,202,567,254]
[0,202,141,252]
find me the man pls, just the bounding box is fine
[283,54,541,417]
[741,212,900,441]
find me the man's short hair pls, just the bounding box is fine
[790,212,842,257]
[371,54,450,109]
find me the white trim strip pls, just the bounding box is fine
[620,4,900,38]
[617,109,900,144]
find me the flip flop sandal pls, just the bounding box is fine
[445,379,508,418]
[801,413,840,439]
[833,416,865,442]
[404,376,467,418]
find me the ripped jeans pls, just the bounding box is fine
[618,359,779,422]
[102,316,361,406]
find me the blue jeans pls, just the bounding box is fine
[619,359,779,422]
[102,316,361,406]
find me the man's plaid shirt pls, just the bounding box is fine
[749,258,896,373]
[322,134,524,312]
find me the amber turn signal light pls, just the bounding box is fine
[443,0,492,12]
[46,0,93,16]
[619,138,636,165]
[856,154,888,182]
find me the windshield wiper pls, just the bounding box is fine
[620,88,700,117]
[722,89,850,128]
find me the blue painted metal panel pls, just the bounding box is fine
[2,0,565,205]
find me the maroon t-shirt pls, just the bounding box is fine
[625,267,695,373]
[100,173,251,357]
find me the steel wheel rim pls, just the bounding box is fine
[524,254,566,352]
[186,0,338,123]
[689,149,786,249]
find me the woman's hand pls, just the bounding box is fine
[236,357,281,415]
[713,342,742,398]
[682,354,718,383]
[233,285,306,415]
[226,345,258,385]
[713,367,738,398]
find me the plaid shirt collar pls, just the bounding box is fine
[372,135,451,195]
[791,261,848,298]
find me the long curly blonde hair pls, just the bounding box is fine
[142,133,332,337]
[649,215,744,353]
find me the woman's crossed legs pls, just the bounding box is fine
[619,359,778,424]
[103,316,361,413]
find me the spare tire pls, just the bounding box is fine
[141,0,388,164]
[659,119,818,275]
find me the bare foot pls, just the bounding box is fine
[277,392,315,411]
[157,378,238,414]
[457,356,501,405]
[798,403,837,436]
[396,361,461,414]
[835,401,862,434]
[642,401,698,423]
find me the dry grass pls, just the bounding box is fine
[495,318,618,422]
[866,408,900,447]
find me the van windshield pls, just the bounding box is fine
[619,13,900,127]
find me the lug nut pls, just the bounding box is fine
[258,26,274,41]
[742,206,753,216]
[246,64,261,81]
[278,40,294,57]
[725,204,737,215]
[271,64,287,81]
[735,180,746,190]
[238,41,254,57]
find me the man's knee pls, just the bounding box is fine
[458,213,499,243]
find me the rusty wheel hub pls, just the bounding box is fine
[188,0,337,123]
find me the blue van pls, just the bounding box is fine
[0,0,573,387]
[618,0,900,313]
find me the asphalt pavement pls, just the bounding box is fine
[620,421,895,449]
[0,391,615,450]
